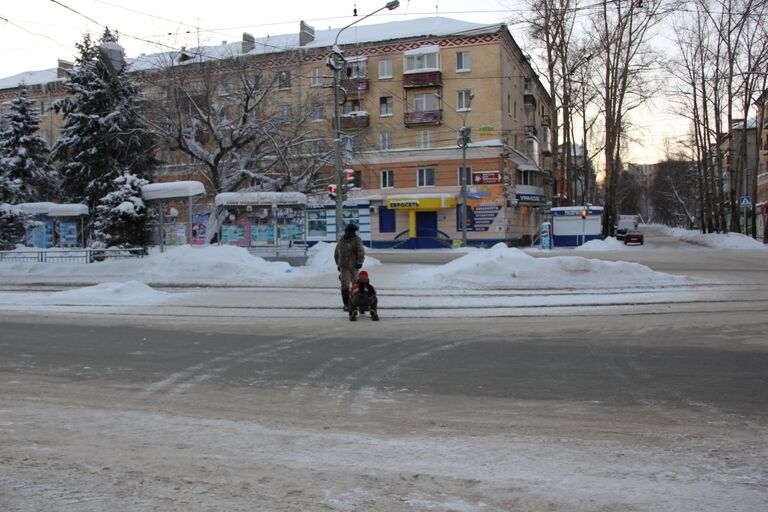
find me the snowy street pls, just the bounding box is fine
[1,228,767,511]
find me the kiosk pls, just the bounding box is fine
[141,181,205,252]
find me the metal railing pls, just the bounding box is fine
[0,248,145,264]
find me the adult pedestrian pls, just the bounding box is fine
[334,223,365,311]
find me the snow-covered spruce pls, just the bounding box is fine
[93,172,152,248]
[0,86,57,203]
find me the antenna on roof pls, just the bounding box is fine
[435,1,439,14]
[353,3,358,16]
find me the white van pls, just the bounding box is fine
[616,215,639,240]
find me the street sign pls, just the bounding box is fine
[739,196,752,208]
[472,172,501,185]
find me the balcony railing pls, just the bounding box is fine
[340,78,368,92]
[339,113,370,130]
[404,109,442,126]
[524,92,537,111]
[403,71,442,88]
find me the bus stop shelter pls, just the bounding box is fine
[17,202,89,248]
[141,181,205,252]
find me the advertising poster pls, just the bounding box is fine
[192,209,211,245]
[221,225,245,244]
[250,224,274,243]
[463,184,504,232]
[59,222,79,247]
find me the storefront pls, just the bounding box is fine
[306,199,372,245]
[551,206,604,247]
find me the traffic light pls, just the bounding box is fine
[343,169,356,191]
[581,209,587,219]
[328,184,337,200]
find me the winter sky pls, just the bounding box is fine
[1,0,689,165]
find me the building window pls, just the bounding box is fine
[404,48,440,73]
[379,206,396,232]
[344,59,367,79]
[342,98,363,115]
[381,169,394,188]
[456,51,471,72]
[309,67,322,87]
[379,96,393,116]
[311,104,324,121]
[458,165,471,186]
[417,167,435,187]
[416,130,432,149]
[457,90,472,111]
[379,131,393,150]
[278,70,291,89]
[379,59,393,79]
[278,104,292,124]
[413,93,439,112]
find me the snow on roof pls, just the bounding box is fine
[732,118,757,129]
[517,163,541,172]
[215,192,308,206]
[15,202,59,215]
[11,202,87,216]
[47,204,89,217]
[0,68,60,90]
[127,17,499,73]
[141,181,206,201]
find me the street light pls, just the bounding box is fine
[328,0,399,239]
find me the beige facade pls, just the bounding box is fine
[0,18,554,247]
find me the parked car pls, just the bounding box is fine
[623,230,644,245]
[615,228,627,240]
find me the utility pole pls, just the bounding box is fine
[327,1,400,240]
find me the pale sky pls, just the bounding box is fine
[1,0,689,164]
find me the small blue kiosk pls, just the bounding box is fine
[551,206,604,247]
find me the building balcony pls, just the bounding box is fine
[340,78,368,93]
[523,92,537,111]
[339,112,369,130]
[404,109,442,126]
[525,125,538,138]
[403,71,442,88]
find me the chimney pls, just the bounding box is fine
[242,32,255,54]
[299,21,315,46]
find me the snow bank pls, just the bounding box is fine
[573,237,632,252]
[407,243,678,289]
[652,224,767,250]
[0,281,171,306]
[303,242,381,273]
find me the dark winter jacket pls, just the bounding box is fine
[334,232,365,270]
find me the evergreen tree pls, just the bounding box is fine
[93,172,151,247]
[51,28,156,216]
[0,86,56,203]
[0,204,27,249]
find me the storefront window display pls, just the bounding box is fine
[342,210,360,229]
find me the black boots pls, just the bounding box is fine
[341,288,350,312]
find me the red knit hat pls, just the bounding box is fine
[358,270,369,283]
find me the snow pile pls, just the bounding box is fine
[304,242,381,273]
[652,225,767,250]
[408,243,678,288]
[574,237,632,252]
[0,281,171,306]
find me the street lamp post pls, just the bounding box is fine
[328,1,399,240]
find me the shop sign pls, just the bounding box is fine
[516,193,545,203]
[388,200,420,209]
[478,125,496,137]
[472,172,502,185]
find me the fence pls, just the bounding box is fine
[0,248,145,264]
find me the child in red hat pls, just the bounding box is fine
[348,270,379,321]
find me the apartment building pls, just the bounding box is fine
[755,90,768,241]
[0,17,554,248]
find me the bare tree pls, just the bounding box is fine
[592,0,671,236]
[142,46,333,195]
